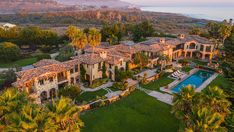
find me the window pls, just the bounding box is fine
[39,80,44,85]
[189,43,196,49]
[206,46,211,52]
[98,63,102,70]
[49,77,53,82]
[75,65,78,72]
[70,69,74,74]
[200,45,204,51]
[120,61,123,66]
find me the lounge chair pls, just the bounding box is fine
[171,73,179,78]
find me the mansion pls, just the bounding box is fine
[12,34,215,103]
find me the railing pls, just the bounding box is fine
[58,77,67,82]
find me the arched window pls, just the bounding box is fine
[49,88,56,99]
[40,91,47,102]
[189,43,196,49]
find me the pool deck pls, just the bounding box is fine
[160,68,218,94]
[195,73,218,92]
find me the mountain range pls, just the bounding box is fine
[56,0,134,8]
[0,0,135,14]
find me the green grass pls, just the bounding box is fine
[205,75,231,90]
[80,90,179,132]
[76,89,107,103]
[181,66,192,72]
[0,57,37,68]
[189,59,208,66]
[108,86,121,92]
[141,73,173,91]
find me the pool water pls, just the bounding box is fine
[171,70,214,93]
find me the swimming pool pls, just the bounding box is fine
[171,70,214,93]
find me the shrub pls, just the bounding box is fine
[113,81,128,90]
[55,45,74,62]
[34,53,51,61]
[0,42,20,62]
[59,85,81,100]
[178,59,189,66]
[89,78,108,88]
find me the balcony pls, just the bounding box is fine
[58,76,68,82]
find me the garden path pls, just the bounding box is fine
[137,85,173,105]
[80,82,113,92]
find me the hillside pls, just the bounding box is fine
[0,0,69,13]
[0,0,135,14]
[56,0,135,8]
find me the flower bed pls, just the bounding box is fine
[88,78,109,88]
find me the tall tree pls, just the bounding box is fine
[172,86,197,127]
[87,28,101,56]
[71,31,88,51]
[0,42,20,62]
[66,26,80,41]
[46,97,84,131]
[19,26,41,50]
[0,88,29,130]
[6,104,57,131]
[133,52,149,70]
[172,86,231,131]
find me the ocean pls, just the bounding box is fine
[141,6,234,21]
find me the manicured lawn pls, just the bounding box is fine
[205,75,231,90]
[76,89,107,103]
[108,86,121,92]
[80,90,179,132]
[141,73,174,91]
[0,57,37,68]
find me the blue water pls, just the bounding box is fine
[141,6,234,21]
[171,70,214,93]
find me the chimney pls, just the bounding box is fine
[160,38,165,43]
[99,51,107,59]
[179,34,185,39]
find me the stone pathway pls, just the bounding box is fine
[196,73,218,92]
[137,85,173,105]
[80,82,113,92]
[50,52,59,59]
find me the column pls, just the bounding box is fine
[202,54,205,60]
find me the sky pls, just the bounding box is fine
[122,0,234,6]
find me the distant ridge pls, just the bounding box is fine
[0,0,136,14]
[0,0,68,13]
[55,0,136,8]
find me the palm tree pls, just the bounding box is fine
[0,88,28,128]
[191,107,225,132]
[203,87,231,118]
[6,104,57,132]
[172,85,197,127]
[87,28,101,57]
[66,26,79,41]
[218,22,232,48]
[46,97,84,131]
[133,52,149,70]
[72,31,88,54]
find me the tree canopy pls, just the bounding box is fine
[0,88,83,131]
[0,42,20,62]
[172,86,231,131]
